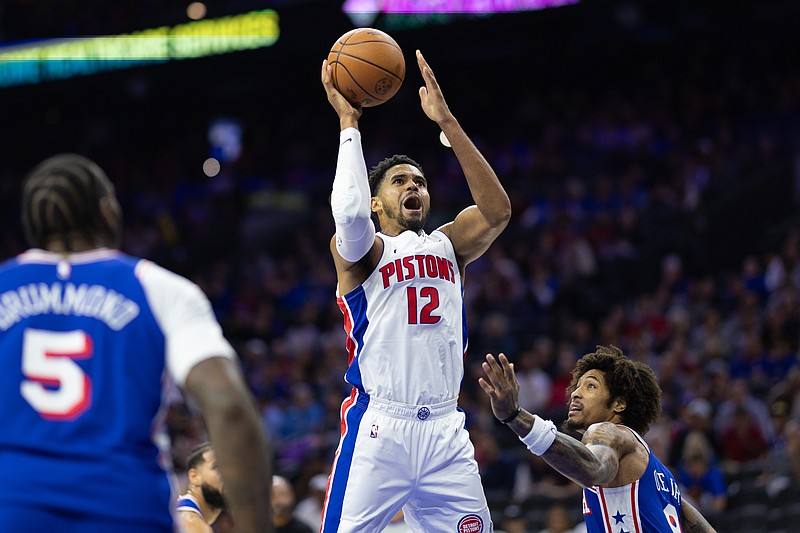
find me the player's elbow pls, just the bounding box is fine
[485,201,512,230]
[198,384,250,419]
[496,205,513,228]
[186,359,254,421]
[336,230,374,262]
[331,172,370,225]
[583,443,620,486]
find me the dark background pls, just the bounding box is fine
[2,2,800,530]
[2,0,799,269]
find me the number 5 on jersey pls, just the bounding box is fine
[21,328,93,421]
[406,286,441,324]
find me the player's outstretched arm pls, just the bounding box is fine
[541,422,627,487]
[681,497,718,533]
[416,50,511,266]
[479,353,630,487]
[186,357,273,533]
[322,58,379,286]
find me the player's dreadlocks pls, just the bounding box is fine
[22,153,120,251]
[567,345,662,435]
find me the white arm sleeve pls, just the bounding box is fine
[331,127,375,262]
[135,260,236,387]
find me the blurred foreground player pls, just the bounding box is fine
[0,154,272,533]
[480,345,717,532]
[320,50,511,532]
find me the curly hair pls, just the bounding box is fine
[567,345,662,435]
[368,154,423,196]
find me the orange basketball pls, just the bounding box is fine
[327,28,406,107]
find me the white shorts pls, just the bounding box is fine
[321,390,493,533]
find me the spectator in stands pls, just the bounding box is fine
[294,473,327,532]
[720,406,769,468]
[677,431,727,518]
[670,398,721,468]
[714,378,774,447]
[516,338,555,416]
[536,504,586,533]
[496,504,527,533]
[272,476,313,533]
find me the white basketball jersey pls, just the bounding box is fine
[337,229,466,405]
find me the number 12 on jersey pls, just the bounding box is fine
[406,286,441,324]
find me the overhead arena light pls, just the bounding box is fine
[0,9,280,87]
[342,0,580,27]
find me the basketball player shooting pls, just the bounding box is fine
[319,50,512,532]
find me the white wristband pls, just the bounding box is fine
[520,415,557,456]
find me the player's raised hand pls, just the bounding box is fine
[321,59,362,125]
[416,50,454,125]
[478,353,521,422]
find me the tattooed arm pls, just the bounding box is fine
[478,352,637,487]
[545,421,633,487]
[504,410,633,487]
[682,497,717,533]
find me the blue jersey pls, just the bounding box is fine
[0,249,235,531]
[582,427,683,533]
[176,493,205,521]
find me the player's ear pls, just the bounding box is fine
[370,196,381,213]
[187,467,201,485]
[612,397,627,414]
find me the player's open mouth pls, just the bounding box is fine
[403,195,421,212]
[568,404,582,413]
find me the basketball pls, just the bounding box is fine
[327,28,406,107]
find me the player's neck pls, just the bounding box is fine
[380,223,421,237]
[44,234,103,253]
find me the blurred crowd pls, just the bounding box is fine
[2,3,800,532]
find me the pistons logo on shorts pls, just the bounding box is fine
[417,407,431,420]
[457,514,483,533]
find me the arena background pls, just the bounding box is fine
[2,1,799,532]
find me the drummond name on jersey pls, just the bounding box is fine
[0,282,140,331]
